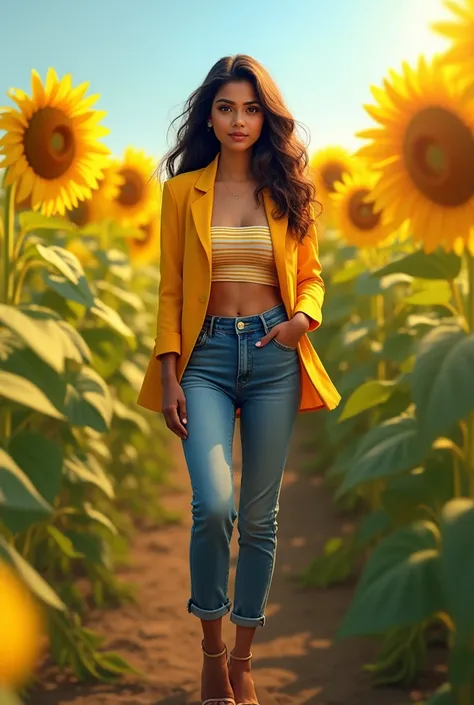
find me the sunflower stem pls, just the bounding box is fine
[1,178,16,305]
[465,250,474,499]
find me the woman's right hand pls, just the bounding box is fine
[162,378,188,439]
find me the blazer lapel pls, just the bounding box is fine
[190,151,289,295]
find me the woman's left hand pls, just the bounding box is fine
[255,312,311,349]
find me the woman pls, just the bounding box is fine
[137,54,341,705]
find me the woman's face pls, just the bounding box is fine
[210,80,264,151]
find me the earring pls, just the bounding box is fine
[207,120,212,129]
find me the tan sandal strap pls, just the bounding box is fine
[202,699,235,705]
[229,651,252,661]
[202,640,228,658]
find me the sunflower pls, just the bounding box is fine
[309,146,357,226]
[330,170,398,247]
[432,0,474,75]
[356,56,474,254]
[127,209,161,266]
[67,162,124,226]
[110,147,159,228]
[0,68,110,217]
[0,561,45,687]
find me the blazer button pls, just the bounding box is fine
[199,294,207,303]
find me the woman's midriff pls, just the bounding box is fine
[206,281,284,317]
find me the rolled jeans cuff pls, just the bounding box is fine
[230,611,266,627]
[187,597,231,621]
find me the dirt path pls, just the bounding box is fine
[33,417,410,705]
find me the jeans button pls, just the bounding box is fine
[237,321,245,330]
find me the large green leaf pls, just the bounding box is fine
[338,379,397,422]
[42,271,95,307]
[19,210,77,234]
[403,280,452,307]
[0,371,65,420]
[336,415,427,497]
[112,399,150,434]
[0,344,66,411]
[0,304,64,372]
[427,684,454,705]
[94,248,132,281]
[95,281,145,312]
[337,521,444,638]
[64,366,113,431]
[90,299,135,342]
[81,328,125,379]
[411,325,474,445]
[0,448,52,532]
[377,331,416,363]
[321,293,355,325]
[9,431,63,505]
[440,499,474,645]
[0,536,65,610]
[331,260,367,284]
[63,454,114,498]
[371,248,462,281]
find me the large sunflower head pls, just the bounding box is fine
[356,55,474,254]
[0,68,110,217]
[330,170,397,248]
[309,146,356,226]
[432,0,474,77]
[110,147,159,228]
[127,210,161,267]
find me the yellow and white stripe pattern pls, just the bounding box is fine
[210,225,279,287]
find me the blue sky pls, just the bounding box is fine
[3,0,449,162]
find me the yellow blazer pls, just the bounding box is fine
[137,151,341,415]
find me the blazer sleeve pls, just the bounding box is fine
[154,179,183,358]
[293,203,325,332]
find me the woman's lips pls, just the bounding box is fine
[229,134,248,141]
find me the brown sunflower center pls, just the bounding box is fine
[117,168,144,207]
[133,223,152,247]
[348,188,381,230]
[23,107,76,180]
[67,202,90,227]
[404,106,474,207]
[321,162,345,192]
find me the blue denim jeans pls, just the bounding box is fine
[180,302,301,628]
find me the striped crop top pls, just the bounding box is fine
[210,225,279,287]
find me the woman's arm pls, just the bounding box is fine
[293,203,325,332]
[155,180,184,358]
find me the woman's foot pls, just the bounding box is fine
[228,652,259,705]
[201,642,235,705]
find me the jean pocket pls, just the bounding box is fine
[193,326,209,350]
[271,337,297,352]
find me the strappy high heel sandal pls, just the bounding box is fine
[201,641,236,705]
[228,651,260,705]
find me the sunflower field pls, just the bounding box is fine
[302,2,474,704]
[0,69,174,701]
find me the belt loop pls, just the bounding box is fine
[258,312,270,335]
[209,315,216,337]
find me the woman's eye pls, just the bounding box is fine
[217,106,260,113]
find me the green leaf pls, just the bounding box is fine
[0,535,65,610]
[377,331,416,363]
[356,508,391,547]
[0,303,64,373]
[80,328,125,379]
[0,447,52,530]
[64,454,114,499]
[112,399,150,434]
[64,366,113,432]
[403,280,452,306]
[95,281,145,312]
[336,415,427,497]
[338,379,397,422]
[0,343,66,411]
[0,370,65,420]
[65,531,108,565]
[90,299,135,341]
[9,431,63,505]
[440,499,474,645]
[47,525,83,558]
[19,210,77,234]
[42,271,95,307]
[371,248,462,281]
[83,502,118,535]
[322,293,355,325]
[331,260,367,284]
[411,325,474,445]
[426,683,454,705]
[337,522,444,638]
[94,248,132,281]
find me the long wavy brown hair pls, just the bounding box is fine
[157,54,322,244]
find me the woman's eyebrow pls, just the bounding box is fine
[215,98,261,105]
